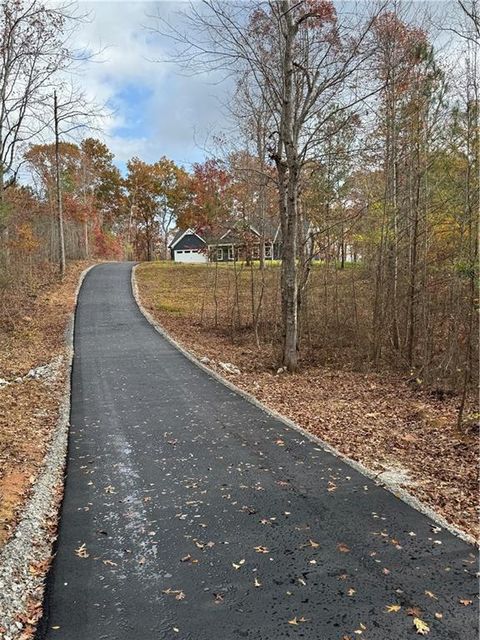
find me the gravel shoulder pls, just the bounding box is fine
[0,263,94,640]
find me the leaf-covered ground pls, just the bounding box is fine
[136,262,478,541]
[0,262,90,548]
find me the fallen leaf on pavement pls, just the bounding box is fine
[75,543,89,558]
[300,539,320,549]
[288,616,308,625]
[413,618,430,635]
[232,559,246,570]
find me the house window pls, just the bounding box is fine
[177,250,183,254]
[252,245,260,259]
[265,244,272,259]
[217,248,224,261]
[228,246,234,260]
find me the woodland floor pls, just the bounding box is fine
[136,261,479,541]
[0,261,91,548]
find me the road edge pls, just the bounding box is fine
[131,263,475,547]
[0,265,96,640]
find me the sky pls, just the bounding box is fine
[68,0,463,176]
[72,1,230,173]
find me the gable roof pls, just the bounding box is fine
[205,218,282,245]
[169,228,206,249]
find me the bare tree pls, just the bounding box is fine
[154,0,382,370]
[50,84,105,276]
[0,0,88,240]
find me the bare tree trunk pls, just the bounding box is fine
[84,220,89,259]
[54,91,66,278]
[213,255,219,328]
[278,1,299,371]
[0,163,9,270]
[457,43,479,429]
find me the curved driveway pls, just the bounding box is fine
[37,263,478,640]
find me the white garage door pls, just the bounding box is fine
[174,249,208,264]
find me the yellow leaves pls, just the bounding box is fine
[347,588,356,596]
[275,438,285,446]
[232,559,246,570]
[300,539,320,549]
[162,588,186,601]
[459,599,472,606]
[385,604,401,613]
[102,559,117,567]
[413,618,430,635]
[254,576,262,588]
[75,543,89,558]
[194,540,215,550]
[424,590,437,600]
[288,616,308,625]
[337,543,351,553]
[254,545,269,554]
[10,223,39,253]
[354,623,367,634]
[181,554,199,564]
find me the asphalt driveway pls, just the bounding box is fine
[37,262,478,640]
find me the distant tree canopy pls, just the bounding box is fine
[0,0,477,425]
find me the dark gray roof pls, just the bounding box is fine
[169,228,186,248]
[205,217,281,245]
[169,228,207,249]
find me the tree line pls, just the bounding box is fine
[0,0,478,425]
[155,0,478,424]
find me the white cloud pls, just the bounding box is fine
[68,1,231,169]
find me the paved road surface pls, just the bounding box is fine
[37,263,478,640]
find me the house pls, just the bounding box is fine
[169,228,208,263]
[206,220,281,262]
[169,220,281,263]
